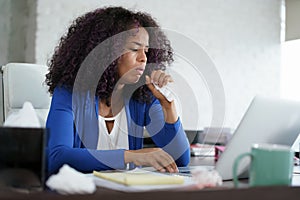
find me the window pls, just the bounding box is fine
[280,39,300,100]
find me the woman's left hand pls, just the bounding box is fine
[145,70,173,106]
[145,70,178,123]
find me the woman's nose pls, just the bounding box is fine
[137,49,147,63]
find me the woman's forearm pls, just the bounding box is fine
[161,101,178,123]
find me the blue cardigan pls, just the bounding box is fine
[46,86,190,175]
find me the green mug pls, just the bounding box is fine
[233,143,294,187]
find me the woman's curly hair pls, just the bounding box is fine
[45,6,173,104]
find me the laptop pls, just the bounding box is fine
[215,96,300,180]
[0,127,47,190]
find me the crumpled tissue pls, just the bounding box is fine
[191,169,222,189]
[46,164,96,195]
[154,84,175,102]
[4,101,41,127]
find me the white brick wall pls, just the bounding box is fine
[35,0,282,129]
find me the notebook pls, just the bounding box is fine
[215,96,300,180]
[0,127,47,190]
[93,168,184,186]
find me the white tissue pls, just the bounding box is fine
[46,164,96,195]
[4,101,41,127]
[191,169,222,189]
[154,84,174,102]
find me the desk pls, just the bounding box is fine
[1,157,300,200]
[1,186,300,200]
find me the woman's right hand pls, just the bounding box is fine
[124,148,178,173]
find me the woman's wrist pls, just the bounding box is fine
[124,150,133,164]
[162,101,178,123]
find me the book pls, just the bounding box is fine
[190,144,215,157]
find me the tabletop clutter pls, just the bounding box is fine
[46,164,222,194]
[3,101,41,128]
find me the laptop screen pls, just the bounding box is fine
[0,127,47,190]
[215,96,300,180]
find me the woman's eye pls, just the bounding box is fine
[130,48,138,52]
[128,48,148,53]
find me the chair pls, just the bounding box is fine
[1,63,51,127]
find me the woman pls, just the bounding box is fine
[45,6,190,175]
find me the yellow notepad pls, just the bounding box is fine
[93,170,184,186]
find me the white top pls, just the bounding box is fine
[97,107,129,150]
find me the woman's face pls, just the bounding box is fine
[117,27,149,84]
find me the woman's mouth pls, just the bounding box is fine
[135,67,145,75]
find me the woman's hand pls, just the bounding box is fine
[145,70,173,105]
[124,148,178,173]
[145,70,178,123]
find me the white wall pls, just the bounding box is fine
[35,0,282,130]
